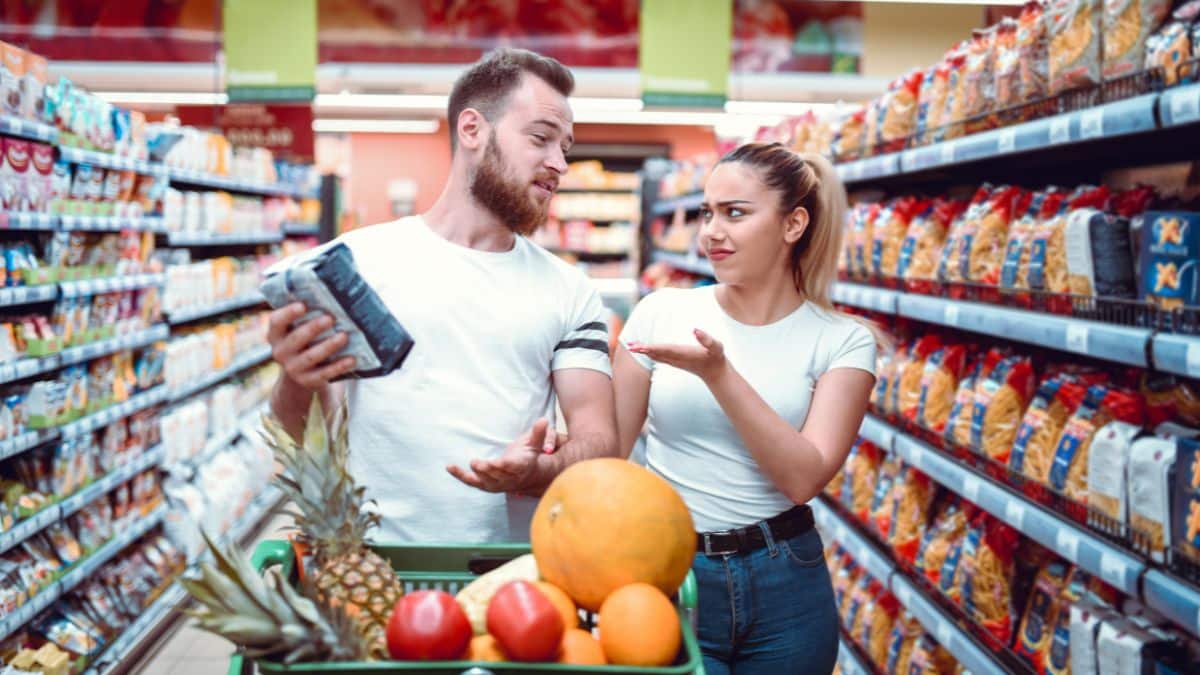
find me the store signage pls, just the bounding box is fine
[639,0,732,108]
[175,104,315,162]
[222,0,317,102]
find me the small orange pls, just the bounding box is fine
[536,581,580,630]
[597,583,681,667]
[464,634,507,662]
[558,628,606,665]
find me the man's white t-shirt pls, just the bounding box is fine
[619,286,876,532]
[326,216,611,543]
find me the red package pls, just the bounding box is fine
[915,343,970,432]
[971,355,1037,462]
[964,516,1021,645]
[897,335,944,422]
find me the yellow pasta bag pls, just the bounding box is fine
[945,350,1004,450]
[881,70,925,145]
[962,517,1020,645]
[901,198,969,294]
[859,591,901,668]
[1002,190,1066,294]
[851,203,883,280]
[888,467,937,565]
[907,634,958,675]
[994,18,1023,108]
[1049,0,1103,93]
[833,555,863,613]
[966,186,1028,286]
[1014,560,1071,670]
[884,612,924,675]
[916,344,969,433]
[841,440,885,522]
[962,26,999,120]
[1011,376,1090,483]
[871,457,904,539]
[1103,0,1172,79]
[971,355,1037,463]
[1018,1,1051,103]
[941,42,971,139]
[938,191,991,284]
[873,196,930,279]
[840,568,871,628]
[1048,385,1145,502]
[846,575,883,638]
[900,336,943,423]
[1032,185,1110,296]
[872,346,902,412]
[916,500,970,586]
[834,107,867,160]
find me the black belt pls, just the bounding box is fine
[696,505,815,556]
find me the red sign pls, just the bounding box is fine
[174,104,315,162]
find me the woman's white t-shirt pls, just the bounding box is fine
[620,286,877,532]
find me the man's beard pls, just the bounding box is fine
[469,136,548,236]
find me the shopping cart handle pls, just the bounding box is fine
[460,668,497,675]
[252,539,296,575]
[678,570,698,610]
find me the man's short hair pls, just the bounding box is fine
[446,48,574,153]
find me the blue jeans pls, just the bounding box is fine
[693,527,838,675]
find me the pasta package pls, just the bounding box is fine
[859,591,900,667]
[1128,424,1200,561]
[888,466,937,564]
[834,107,867,160]
[1014,560,1072,670]
[874,196,931,278]
[851,203,884,280]
[962,516,1021,645]
[966,187,1030,286]
[945,354,991,450]
[971,355,1037,462]
[1048,385,1145,502]
[901,198,969,293]
[884,612,923,675]
[885,346,915,417]
[939,186,995,284]
[946,514,984,607]
[842,572,875,632]
[1143,2,1197,86]
[941,42,971,139]
[1140,373,1200,427]
[834,556,863,611]
[907,634,958,675]
[1102,0,1172,79]
[871,457,904,539]
[916,500,969,586]
[1003,189,1066,292]
[900,336,944,423]
[994,19,1023,108]
[1049,0,1103,93]
[1063,186,1153,299]
[873,346,902,412]
[842,440,885,522]
[1037,185,1111,295]
[916,344,969,433]
[915,64,946,142]
[1018,1,1051,102]
[1134,210,1200,310]
[1012,375,1089,483]
[962,27,999,120]
[1087,421,1143,528]
[881,70,925,144]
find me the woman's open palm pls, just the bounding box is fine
[628,328,727,382]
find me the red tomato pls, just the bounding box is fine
[486,580,565,662]
[386,590,472,661]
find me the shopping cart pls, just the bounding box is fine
[227,540,705,675]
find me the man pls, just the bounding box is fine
[266,49,618,543]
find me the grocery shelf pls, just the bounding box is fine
[858,413,898,451]
[0,211,56,231]
[0,114,58,143]
[0,355,61,387]
[651,192,704,216]
[166,403,267,479]
[165,231,284,247]
[59,214,167,233]
[651,249,714,277]
[890,576,1008,675]
[0,428,61,462]
[1159,82,1200,127]
[59,273,166,298]
[812,498,895,582]
[0,284,58,308]
[165,292,265,325]
[1143,570,1200,639]
[58,146,162,175]
[0,504,61,556]
[59,446,165,520]
[59,324,170,367]
[884,428,1145,595]
[0,503,166,642]
[836,638,874,675]
[281,221,319,236]
[832,282,1153,368]
[168,344,272,404]
[164,167,307,198]
[1150,333,1200,379]
[59,385,169,440]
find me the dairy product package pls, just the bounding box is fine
[260,242,413,379]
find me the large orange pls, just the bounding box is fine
[558,628,607,665]
[464,634,506,662]
[535,581,580,631]
[531,458,695,611]
[598,583,681,667]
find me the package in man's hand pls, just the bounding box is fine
[260,242,414,379]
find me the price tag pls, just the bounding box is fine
[10,288,25,304]
[1186,341,1200,378]
[961,475,982,503]
[1066,323,1090,354]
[997,128,1017,153]
[1049,117,1072,144]
[835,523,849,544]
[935,621,955,649]
[943,304,961,327]
[877,427,896,452]
[1055,529,1081,561]
[1004,501,1027,529]
[1100,552,1128,589]
[939,143,955,165]
[907,443,926,467]
[1169,87,1200,125]
[895,583,913,606]
[10,119,24,135]
[1080,110,1104,139]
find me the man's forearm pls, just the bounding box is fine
[269,374,337,441]
[524,430,616,495]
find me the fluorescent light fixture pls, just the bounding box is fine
[312,118,440,134]
[570,97,644,113]
[725,100,836,116]
[95,91,229,105]
[314,93,448,110]
[572,109,783,128]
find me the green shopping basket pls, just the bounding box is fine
[226,540,705,675]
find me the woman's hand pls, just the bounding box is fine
[627,328,729,384]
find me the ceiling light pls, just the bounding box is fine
[95,91,229,105]
[314,93,447,110]
[312,118,440,134]
[572,109,783,128]
[725,101,836,116]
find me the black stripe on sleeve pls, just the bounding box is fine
[554,339,610,354]
[574,321,608,333]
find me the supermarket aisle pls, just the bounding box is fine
[130,512,292,675]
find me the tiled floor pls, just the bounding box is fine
[131,513,292,675]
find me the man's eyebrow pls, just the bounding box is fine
[530,118,573,145]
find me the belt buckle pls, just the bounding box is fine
[702,531,739,556]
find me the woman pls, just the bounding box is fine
[616,143,878,675]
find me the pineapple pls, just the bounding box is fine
[180,531,367,664]
[262,397,402,658]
